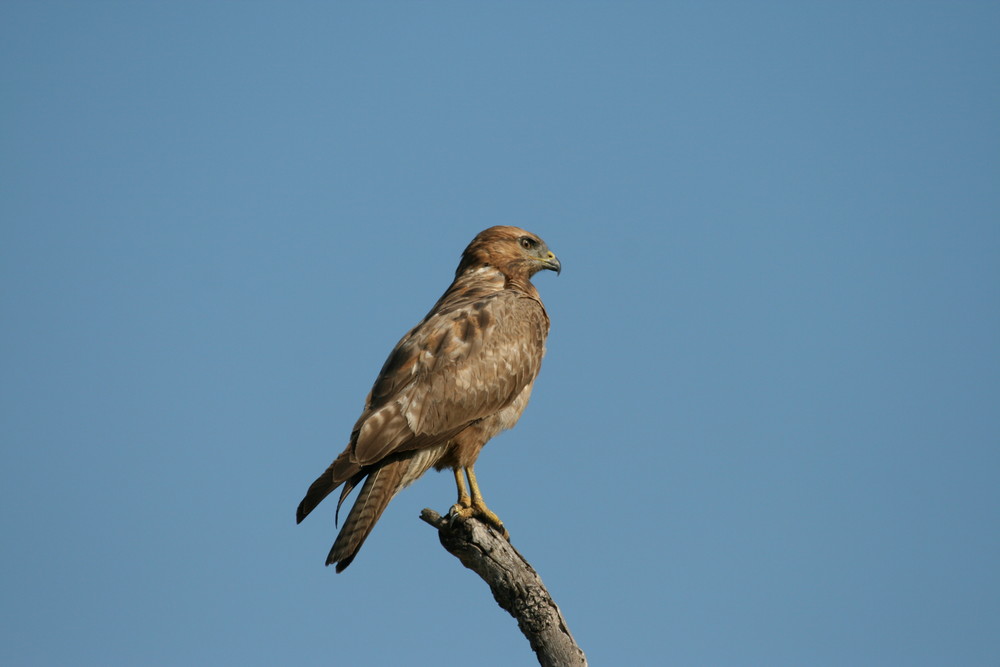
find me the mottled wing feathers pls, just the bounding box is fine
[350,291,548,466]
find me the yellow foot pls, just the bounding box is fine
[448,500,510,540]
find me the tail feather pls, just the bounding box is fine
[296,449,362,524]
[326,459,408,572]
[335,474,364,526]
[297,463,342,524]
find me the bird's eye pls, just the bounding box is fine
[520,237,535,250]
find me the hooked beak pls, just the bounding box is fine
[541,251,561,275]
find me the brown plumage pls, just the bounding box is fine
[297,226,560,571]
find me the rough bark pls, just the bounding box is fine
[420,509,588,667]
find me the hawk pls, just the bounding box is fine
[297,226,560,571]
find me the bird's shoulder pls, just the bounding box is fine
[348,272,548,465]
[370,270,546,402]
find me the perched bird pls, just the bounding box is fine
[297,226,560,571]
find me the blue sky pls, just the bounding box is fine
[2,3,998,665]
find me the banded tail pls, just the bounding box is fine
[324,459,407,572]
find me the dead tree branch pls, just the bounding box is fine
[420,509,588,667]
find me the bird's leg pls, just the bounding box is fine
[452,466,510,541]
[451,467,471,511]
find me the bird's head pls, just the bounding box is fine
[456,226,561,280]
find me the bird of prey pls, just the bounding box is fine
[297,226,560,571]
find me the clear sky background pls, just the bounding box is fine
[2,3,998,665]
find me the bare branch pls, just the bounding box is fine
[420,509,588,667]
